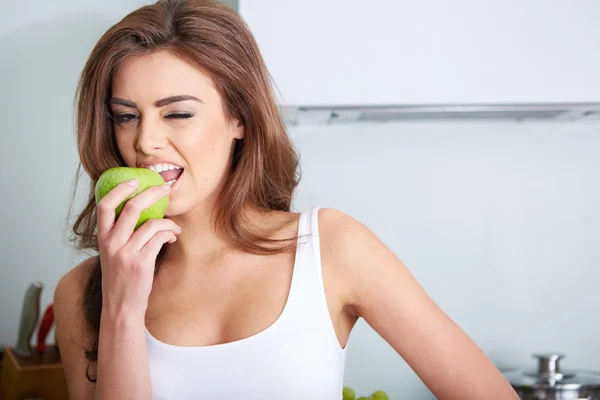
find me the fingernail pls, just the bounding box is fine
[128,179,138,186]
[176,225,182,232]
[162,185,171,191]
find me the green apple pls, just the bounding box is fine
[372,390,389,400]
[342,387,356,400]
[95,167,169,229]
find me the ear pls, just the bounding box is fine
[231,118,244,140]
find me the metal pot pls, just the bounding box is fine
[502,353,600,400]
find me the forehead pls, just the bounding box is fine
[111,49,218,103]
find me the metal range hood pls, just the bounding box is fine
[280,103,600,125]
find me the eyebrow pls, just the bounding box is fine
[108,95,203,108]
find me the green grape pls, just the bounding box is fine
[372,390,389,400]
[342,387,356,400]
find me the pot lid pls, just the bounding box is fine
[503,354,600,391]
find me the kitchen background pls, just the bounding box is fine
[0,0,599,399]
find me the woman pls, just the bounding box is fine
[53,0,518,399]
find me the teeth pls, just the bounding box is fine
[166,179,176,186]
[146,163,182,173]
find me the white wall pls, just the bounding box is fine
[289,120,600,398]
[1,1,599,399]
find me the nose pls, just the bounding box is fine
[135,117,167,154]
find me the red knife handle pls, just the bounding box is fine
[37,303,54,353]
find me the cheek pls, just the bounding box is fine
[182,122,229,158]
[114,132,136,165]
[181,125,234,179]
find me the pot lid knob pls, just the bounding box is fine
[524,353,575,381]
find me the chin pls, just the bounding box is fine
[164,202,189,218]
[164,193,211,218]
[163,173,223,218]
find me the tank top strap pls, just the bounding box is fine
[300,206,323,274]
[284,207,339,340]
[291,207,322,292]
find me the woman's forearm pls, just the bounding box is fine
[95,311,151,400]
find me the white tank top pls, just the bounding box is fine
[145,207,347,399]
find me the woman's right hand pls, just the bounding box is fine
[96,179,182,319]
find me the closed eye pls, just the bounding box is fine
[112,113,193,125]
[166,113,194,119]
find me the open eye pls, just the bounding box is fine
[114,113,138,124]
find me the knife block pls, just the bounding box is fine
[0,345,68,400]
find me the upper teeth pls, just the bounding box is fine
[146,163,182,173]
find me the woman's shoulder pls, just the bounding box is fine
[53,256,99,346]
[57,256,98,284]
[54,256,98,309]
[314,208,392,317]
[316,207,390,287]
[316,207,374,250]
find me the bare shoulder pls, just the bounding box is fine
[55,256,98,311]
[316,207,374,270]
[54,255,99,345]
[316,207,389,307]
[54,256,99,399]
[58,255,97,283]
[316,207,373,247]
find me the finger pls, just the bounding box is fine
[125,219,182,252]
[111,185,171,242]
[97,179,139,236]
[139,231,176,263]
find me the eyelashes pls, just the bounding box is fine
[111,113,194,125]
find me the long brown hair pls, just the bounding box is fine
[68,0,300,382]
